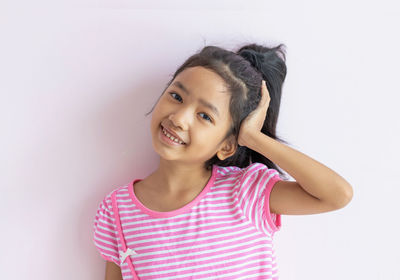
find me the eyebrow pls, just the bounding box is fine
[172,81,220,118]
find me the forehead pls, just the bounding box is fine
[172,66,231,117]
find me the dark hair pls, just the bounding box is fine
[145,43,290,180]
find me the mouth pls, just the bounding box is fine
[160,124,186,145]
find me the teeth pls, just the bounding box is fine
[162,127,185,144]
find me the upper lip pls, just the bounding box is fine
[161,124,186,143]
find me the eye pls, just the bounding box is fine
[169,92,182,102]
[199,113,212,122]
[169,92,213,123]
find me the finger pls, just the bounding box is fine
[260,80,270,107]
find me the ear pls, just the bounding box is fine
[216,135,237,161]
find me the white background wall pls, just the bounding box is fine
[1,1,399,279]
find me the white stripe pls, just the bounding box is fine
[138,256,275,279]
[94,165,281,279]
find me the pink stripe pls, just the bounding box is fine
[111,191,140,280]
[133,238,274,271]
[93,163,282,279]
[264,174,282,233]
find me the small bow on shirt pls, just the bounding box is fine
[119,247,138,263]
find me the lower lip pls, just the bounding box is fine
[159,125,185,146]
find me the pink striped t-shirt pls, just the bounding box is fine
[93,162,283,279]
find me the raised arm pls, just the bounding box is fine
[238,80,353,215]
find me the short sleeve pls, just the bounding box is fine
[237,162,283,236]
[92,193,121,266]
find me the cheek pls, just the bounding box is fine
[149,110,164,132]
[195,129,218,146]
[150,102,164,122]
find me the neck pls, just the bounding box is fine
[148,158,213,195]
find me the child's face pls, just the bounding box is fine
[150,66,237,166]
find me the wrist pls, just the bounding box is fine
[242,131,264,150]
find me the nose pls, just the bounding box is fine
[168,108,191,131]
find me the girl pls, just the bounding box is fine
[93,43,353,280]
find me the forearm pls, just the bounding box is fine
[245,132,353,206]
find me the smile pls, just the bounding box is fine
[160,125,186,145]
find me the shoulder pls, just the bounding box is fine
[213,164,242,180]
[214,162,264,174]
[98,185,127,211]
[214,162,279,185]
[240,162,270,175]
[220,162,276,178]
